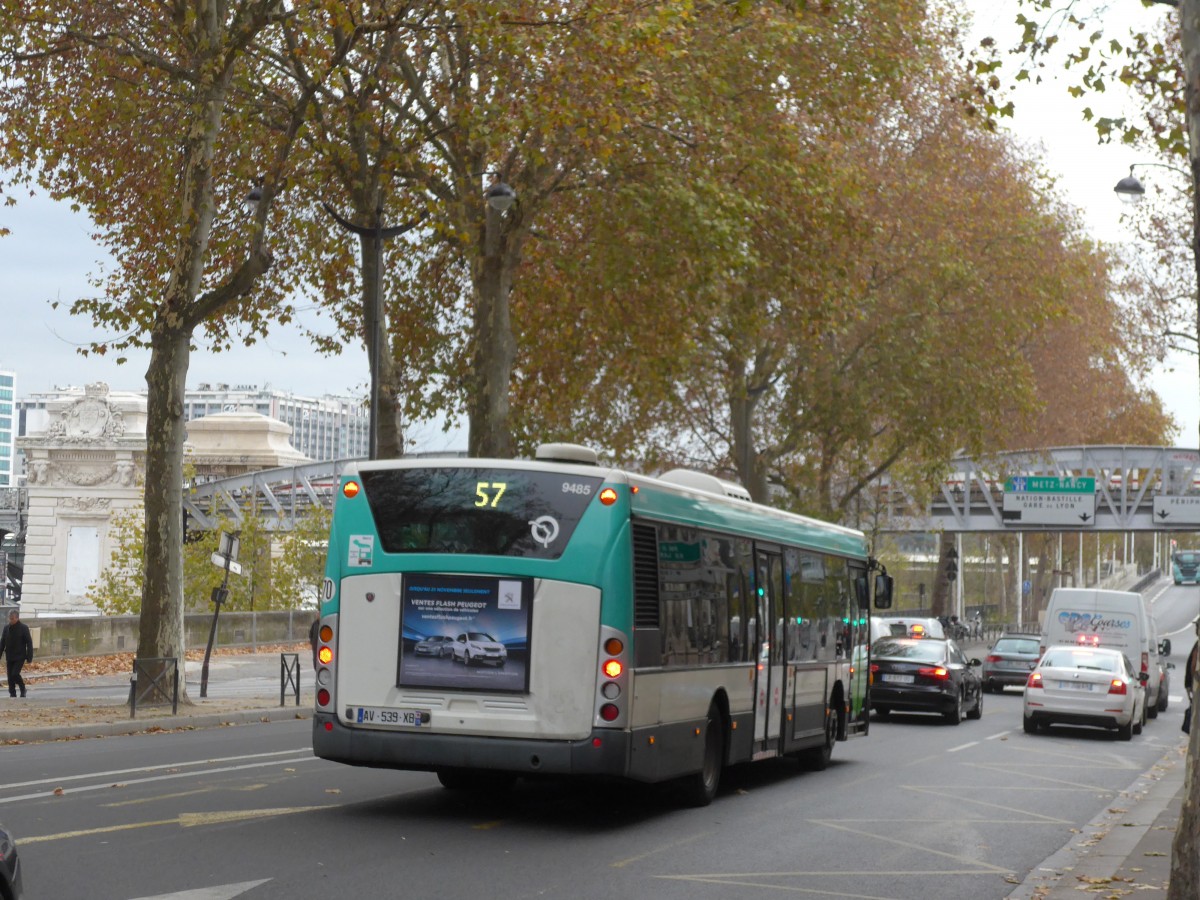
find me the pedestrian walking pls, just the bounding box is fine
[0,609,34,698]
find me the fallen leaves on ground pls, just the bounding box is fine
[20,643,309,681]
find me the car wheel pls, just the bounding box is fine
[1148,696,1159,719]
[679,702,724,807]
[943,690,964,725]
[873,705,891,718]
[982,681,993,694]
[967,686,983,720]
[1023,715,1038,735]
[1117,717,1133,741]
[1158,685,1169,712]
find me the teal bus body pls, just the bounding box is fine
[312,454,880,803]
[1174,551,1200,585]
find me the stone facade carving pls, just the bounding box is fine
[47,383,127,443]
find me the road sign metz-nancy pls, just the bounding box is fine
[1003,476,1097,527]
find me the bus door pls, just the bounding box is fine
[753,549,785,751]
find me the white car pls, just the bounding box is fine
[452,632,508,667]
[1022,645,1148,740]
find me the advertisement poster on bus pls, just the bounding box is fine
[398,573,532,692]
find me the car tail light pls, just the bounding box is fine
[1141,652,1149,675]
[986,655,1001,663]
[1075,634,1100,647]
[917,666,949,680]
[869,664,880,674]
[1027,672,1043,689]
[1108,679,1128,695]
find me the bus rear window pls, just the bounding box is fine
[358,468,605,559]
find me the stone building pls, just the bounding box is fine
[16,384,309,615]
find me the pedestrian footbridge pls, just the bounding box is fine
[882,445,1200,532]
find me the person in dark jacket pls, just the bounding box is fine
[0,609,33,698]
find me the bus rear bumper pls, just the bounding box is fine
[312,713,632,778]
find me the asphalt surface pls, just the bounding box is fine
[0,644,1186,897]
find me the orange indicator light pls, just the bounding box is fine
[599,487,618,505]
[342,481,360,498]
[603,660,623,678]
[318,646,333,665]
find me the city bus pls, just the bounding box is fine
[311,443,893,805]
[1173,550,1199,585]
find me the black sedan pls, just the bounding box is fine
[0,820,22,900]
[870,637,984,724]
[981,633,1041,693]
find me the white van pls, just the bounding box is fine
[1040,588,1167,714]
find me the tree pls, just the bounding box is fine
[0,2,325,697]
[91,503,330,614]
[1004,4,1200,890]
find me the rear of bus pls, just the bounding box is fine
[312,452,638,783]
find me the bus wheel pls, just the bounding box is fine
[805,702,839,771]
[679,703,724,807]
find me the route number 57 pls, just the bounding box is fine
[475,482,507,508]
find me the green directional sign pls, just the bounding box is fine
[1003,475,1097,526]
[1004,476,1095,494]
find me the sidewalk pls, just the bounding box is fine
[1006,741,1184,898]
[0,649,313,743]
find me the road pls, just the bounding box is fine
[0,593,1194,900]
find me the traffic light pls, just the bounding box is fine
[945,546,959,582]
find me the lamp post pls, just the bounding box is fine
[321,201,423,460]
[1117,152,1200,895]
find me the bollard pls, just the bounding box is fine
[280,652,300,706]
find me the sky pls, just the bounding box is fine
[0,1,1196,449]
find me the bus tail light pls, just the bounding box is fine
[595,625,630,728]
[318,645,333,665]
[317,688,331,706]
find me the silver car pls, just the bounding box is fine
[452,631,508,667]
[981,634,1041,693]
[1022,645,1148,740]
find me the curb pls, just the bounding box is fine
[3,704,312,743]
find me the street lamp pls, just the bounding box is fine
[1113,162,1191,204]
[321,201,424,460]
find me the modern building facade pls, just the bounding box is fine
[0,369,14,486]
[184,383,369,461]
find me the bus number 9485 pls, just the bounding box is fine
[562,482,593,496]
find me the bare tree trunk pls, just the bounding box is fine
[468,203,517,458]
[137,327,192,703]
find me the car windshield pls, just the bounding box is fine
[993,638,1039,655]
[873,639,946,663]
[467,632,495,642]
[1041,649,1120,672]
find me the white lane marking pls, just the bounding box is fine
[947,741,979,753]
[0,755,319,805]
[0,749,305,792]
[131,881,272,900]
[986,731,1011,740]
